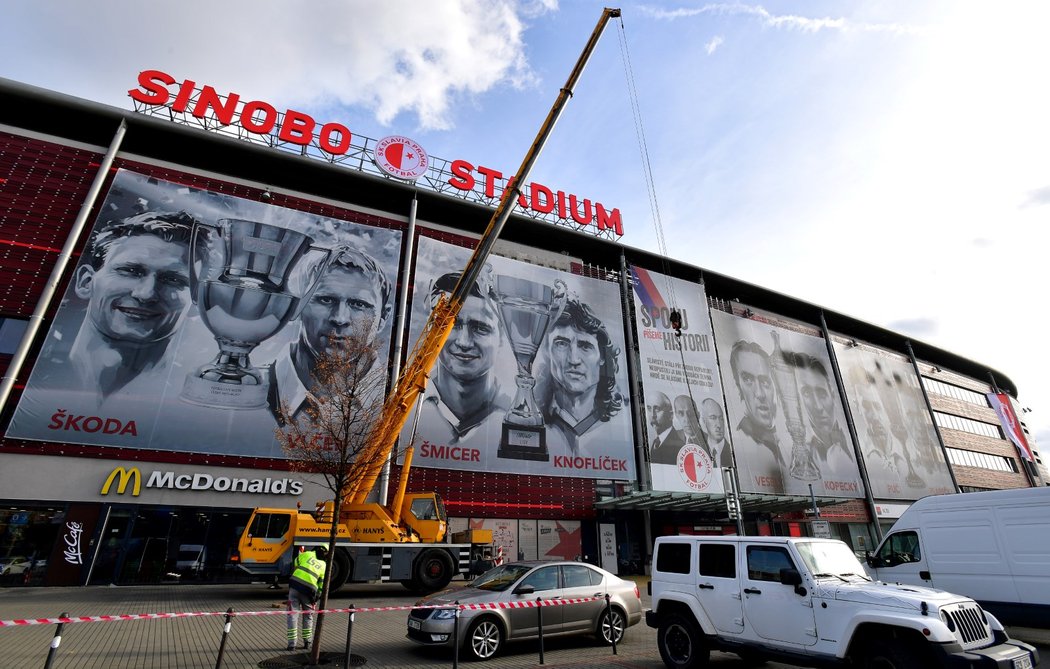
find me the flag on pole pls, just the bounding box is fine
[987,392,1034,462]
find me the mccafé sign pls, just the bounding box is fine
[100,466,304,498]
[129,69,623,236]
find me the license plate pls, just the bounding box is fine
[1013,654,1033,669]
[408,619,421,630]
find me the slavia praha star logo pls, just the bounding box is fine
[677,443,714,491]
[374,135,429,181]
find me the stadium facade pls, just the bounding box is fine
[0,75,1042,586]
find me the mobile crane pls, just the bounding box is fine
[234,7,622,594]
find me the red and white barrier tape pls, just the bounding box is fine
[0,596,605,627]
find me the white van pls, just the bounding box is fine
[176,544,206,576]
[865,487,1050,628]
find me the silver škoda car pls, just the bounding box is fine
[407,560,643,661]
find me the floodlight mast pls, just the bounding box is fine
[346,7,623,509]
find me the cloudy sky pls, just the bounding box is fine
[2,1,1047,452]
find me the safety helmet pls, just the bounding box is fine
[314,545,329,560]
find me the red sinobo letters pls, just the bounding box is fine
[130,70,623,235]
[129,69,352,156]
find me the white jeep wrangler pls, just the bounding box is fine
[646,536,1039,668]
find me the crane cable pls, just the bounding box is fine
[617,15,705,441]
[615,15,683,334]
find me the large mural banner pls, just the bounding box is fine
[630,267,727,494]
[711,311,865,497]
[401,236,635,480]
[8,169,402,459]
[834,344,955,500]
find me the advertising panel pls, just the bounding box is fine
[834,344,955,500]
[630,267,727,494]
[8,169,401,458]
[711,311,865,497]
[0,453,332,508]
[402,236,635,480]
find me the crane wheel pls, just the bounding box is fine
[328,550,351,592]
[414,549,454,593]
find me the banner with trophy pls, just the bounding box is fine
[710,310,865,497]
[401,235,635,480]
[629,267,727,494]
[7,169,402,459]
[834,343,955,500]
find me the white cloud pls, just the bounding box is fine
[0,0,541,131]
[705,36,724,54]
[641,3,920,36]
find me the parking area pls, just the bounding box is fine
[0,580,1046,668]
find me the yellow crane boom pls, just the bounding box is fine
[344,7,623,514]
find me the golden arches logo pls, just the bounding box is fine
[101,467,141,496]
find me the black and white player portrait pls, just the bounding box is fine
[265,246,393,425]
[647,391,685,465]
[8,169,401,459]
[59,211,195,402]
[416,268,509,447]
[836,346,954,500]
[404,236,635,480]
[542,296,626,456]
[699,398,731,468]
[711,310,864,498]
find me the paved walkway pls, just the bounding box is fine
[0,580,1046,668]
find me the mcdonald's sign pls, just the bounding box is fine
[101,467,141,496]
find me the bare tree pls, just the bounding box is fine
[274,325,394,665]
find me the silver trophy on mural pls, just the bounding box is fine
[181,219,331,409]
[769,331,821,481]
[496,276,567,461]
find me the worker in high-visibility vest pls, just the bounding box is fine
[286,545,328,651]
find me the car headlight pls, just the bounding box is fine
[432,608,458,620]
[940,610,956,632]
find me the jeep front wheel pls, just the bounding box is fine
[657,612,708,669]
[858,639,927,669]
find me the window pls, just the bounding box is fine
[874,531,921,566]
[562,564,602,587]
[248,513,290,540]
[946,447,1017,473]
[923,377,989,406]
[698,543,735,579]
[746,546,795,582]
[520,565,559,592]
[409,497,437,520]
[655,542,692,575]
[934,411,1002,439]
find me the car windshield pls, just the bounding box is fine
[796,541,870,579]
[470,564,533,591]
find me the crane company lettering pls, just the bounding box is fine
[448,160,623,236]
[100,466,303,497]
